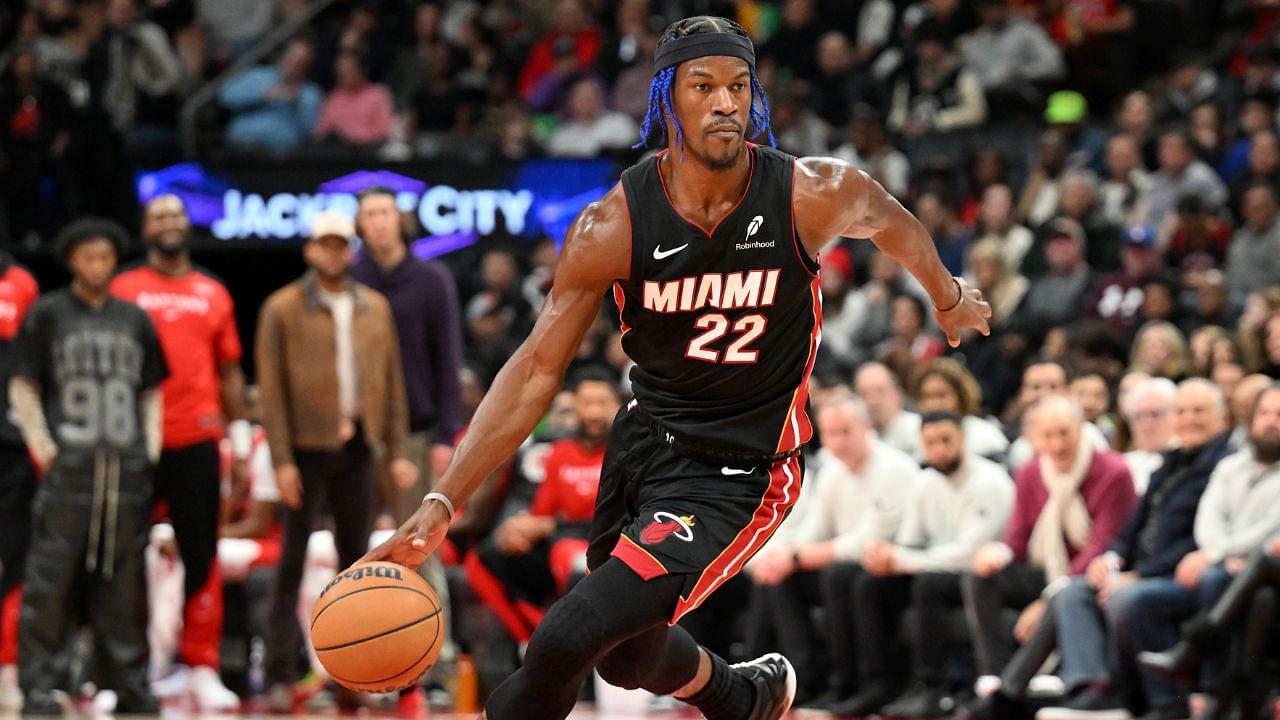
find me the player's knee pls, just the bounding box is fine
[596,638,659,691]
[522,595,605,681]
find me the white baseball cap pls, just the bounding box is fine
[309,210,355,242]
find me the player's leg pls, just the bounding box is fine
[326,435,373,570]
[487,558,782,720]
[483,558,692,720]
[263,451,327,696]
[164,441,221,599]
[0,444,36,686]
[89,457,157,712]
[18,471,89,714]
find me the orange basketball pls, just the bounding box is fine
[309,561,444,693]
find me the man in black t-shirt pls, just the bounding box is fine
[9,218,167,715]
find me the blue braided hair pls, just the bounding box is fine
[634,17,775,150]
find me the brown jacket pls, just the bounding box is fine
[255,271,409,467]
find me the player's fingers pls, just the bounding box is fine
[947,330,961,348]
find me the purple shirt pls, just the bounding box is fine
[352,253,464,443]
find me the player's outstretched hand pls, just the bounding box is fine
[360,498,451,568]
[933,277,992,348]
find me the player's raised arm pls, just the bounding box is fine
[792,156,991,346]
[362,185,631,568]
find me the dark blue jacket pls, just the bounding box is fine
[1111,431,1234,577]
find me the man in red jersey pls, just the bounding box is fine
[110,194,248,710]
[467,369,620,643]
[0,249,37,711]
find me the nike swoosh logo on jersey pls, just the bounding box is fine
[653,244,689,260]
[721,466,755,476]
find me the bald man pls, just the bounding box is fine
[976,380,1234,720]
[854,362,921,458]
[956,395,1136,714]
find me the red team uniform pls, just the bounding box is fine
[468,438,607,643]
[0,254,38,668]
[110,265,243,670]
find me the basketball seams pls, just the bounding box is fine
[312,607,443,652]
[309,584,439,631]
[322,606,443,690]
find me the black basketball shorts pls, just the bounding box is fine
[585,401,803,623]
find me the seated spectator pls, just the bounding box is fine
[1119,377,1178,494]
[1054,170,1124,274]
[1163,195,1231,275]
[960,395,1137,705]
[1227,129,1280,214]
[839,251,929,366]
[1005,361,1113,479]
[832,105,910,200]
[972,185,1034,274]
[841,413,1013,717]
[1157,54,1223,124]
[770,87,831,158]
[1100,134,1152,227]
[545,77,638,158]
[1016,130,1070,229]
[1088,225,1170,338]
[888,19,987,138]
[1243,307,1280,377]
[758,0,823,82]
[219,38,321,153]
[1183,271,1238,334]
[810,31,860,128]
[1137,129,1228,230]
[958,0,1064,112]
[1225,182,1280,301]
[749,394,921,704]
[0,43,71,245]
[1013,218,1093,330]
[915,190,971,277]
[967,238,1028,336]
[312,50,395,148]
[1071,370,1119,444]
[1130,320,1191,380]
[856,361,923,458]
[1136,386,1280,718]
[977,379,1232,720]
[1228,374,1274,448]
[516,0,601,102]
[466,370,618,644]
[913,357,1011,461]
[960,149,1010,227]
[1045,90,1109,172]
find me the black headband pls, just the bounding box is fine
[653,33,756,74]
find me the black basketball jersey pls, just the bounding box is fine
[13,289,169,461]
[615,144,821,457]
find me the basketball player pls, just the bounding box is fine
[364,17,991,720]
[110,194,247,709]
[10,219,168,714]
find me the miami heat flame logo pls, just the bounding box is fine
[640,512,697,545]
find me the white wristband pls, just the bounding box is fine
[422,492,455,519]
[228,419,253,460]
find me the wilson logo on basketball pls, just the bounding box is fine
[318,564,404,599]
[640,512,697,545]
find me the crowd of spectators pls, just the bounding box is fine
[1,0,1280,719]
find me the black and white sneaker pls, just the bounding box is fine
[732,653,797,720]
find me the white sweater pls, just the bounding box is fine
[1194,449,1280,563]
[783,439,923,561]
[894,454,1015,572]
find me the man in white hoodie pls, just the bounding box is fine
[746,393,921,704]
